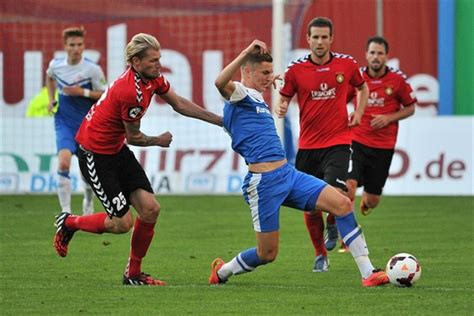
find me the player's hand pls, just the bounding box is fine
[48,101,58,114]
[370,114,391,129]
[349,110,363,127]
[272,74,283,89]
[276,100,289,118]
[156,131,173,147]
[62,86,83,96]
[244,40,269,55]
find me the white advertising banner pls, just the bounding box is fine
[0,116,472,195]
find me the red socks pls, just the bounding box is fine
[126,217,156,278]
[304,211,327,257]
[65,213,107,233]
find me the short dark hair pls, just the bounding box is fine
[307,17,333,36]
[244,52,273,67]
[62,27,85,43]
[366,36,389,53]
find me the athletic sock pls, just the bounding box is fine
[304,211,327,257]
[65,212,107,233]
[218,247,265,281]
[83,182,94,213]
[57,170,72,213]
[335,212,374,278]
[125,218,156,278]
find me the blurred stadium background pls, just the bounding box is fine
[1,0,472,196]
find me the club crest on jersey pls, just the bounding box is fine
[385,86,393,96]
[336,73,345,83]
[128,106,143,119]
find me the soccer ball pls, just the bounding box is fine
[385,253,421,287]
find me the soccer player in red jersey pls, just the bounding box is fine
[277,17,369,272]
[53,33,222,286]
[346,36,416,215]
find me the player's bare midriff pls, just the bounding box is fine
[248,158,287,173]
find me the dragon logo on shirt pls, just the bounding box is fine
[128,106,143,119]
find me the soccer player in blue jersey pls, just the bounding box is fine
[46,27,107,215]
[208,40,389,287]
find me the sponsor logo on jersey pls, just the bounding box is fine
[310,82,336,100]
[385,86,393,96]
[128,106,143,119]
[336,73,345,83]
[256,106,270,115]
[368,91,385,106]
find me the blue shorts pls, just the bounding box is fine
[242,163,328,233]
[55,115,80,154]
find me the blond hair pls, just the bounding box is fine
[125,33,161,65]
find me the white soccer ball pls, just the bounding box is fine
[385,253,421,287]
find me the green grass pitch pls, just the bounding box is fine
[1,195,472,315]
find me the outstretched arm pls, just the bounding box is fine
[160,89,223,127]
[215,39,269,100]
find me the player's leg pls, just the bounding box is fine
[209,167,285,284]
[123,188,165,286]
[321,145,351,251]
[315,185,388,286]
[53,146,133,257]
[57,149,73,213]
[54,117,76,214]
[82,175,95,215]
[360,191,381,212]
[359,145,394,215]
[295,150,328,266]
[113,146,165,286]
[210,231,279,284]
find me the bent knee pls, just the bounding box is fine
[365,196,380,209]
[334,196,352,217]
[112,216,134,234]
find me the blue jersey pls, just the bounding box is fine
[46,56,107,130]
[223,82,286,164]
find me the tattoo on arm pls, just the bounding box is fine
[124,120,158,147]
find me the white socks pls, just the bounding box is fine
[57,171,71,214]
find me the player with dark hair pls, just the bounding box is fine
[208,40,388,287]
[53,33,222,286]
[277,17,369,271]
[46,26,107,215]
[346,36,416,215]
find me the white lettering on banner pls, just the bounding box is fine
[1,26,439,117]
[0,117,472,195]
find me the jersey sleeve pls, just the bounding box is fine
[91,65,107,91]
[153,75,171,95]
[279,67,296,98]
[349,60,365,88]
[398,78,417,106]
[229,81,248,103]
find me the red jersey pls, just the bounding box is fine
[76,67,170,154]
[350,66,417,149]
[280,52,364,149]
